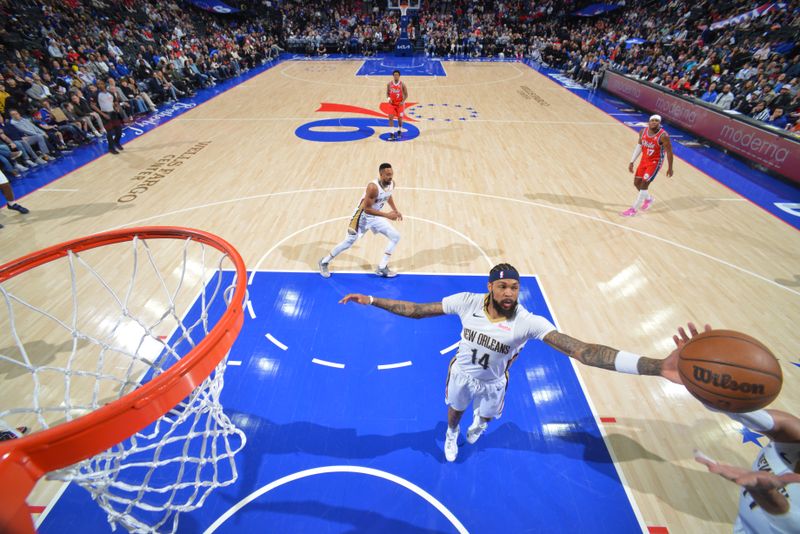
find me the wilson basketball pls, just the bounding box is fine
[677,330,782,413]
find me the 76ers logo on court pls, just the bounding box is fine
[295,102,420,143]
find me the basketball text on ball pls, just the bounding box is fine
[692,366,766,395]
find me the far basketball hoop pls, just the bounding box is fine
[390,0,418,56]
[388,0,419,17]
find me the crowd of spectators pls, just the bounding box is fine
[0,0,283,175]
[411,0,799,134]
[578,0,800,134]
[0,0,797,182]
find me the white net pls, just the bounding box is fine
[0,233,246,533]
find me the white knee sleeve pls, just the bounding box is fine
[330,233,358,258]
[384,228,400,254]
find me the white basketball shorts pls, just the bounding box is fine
[445,364,508,419]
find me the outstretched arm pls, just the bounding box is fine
[339,294,444,319]
[542,331,669,376]
[695,450,800,515]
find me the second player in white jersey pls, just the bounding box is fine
[350,177,394,234]
[734,439,800,534]
[442,292,555,381]
[318,163,403,278]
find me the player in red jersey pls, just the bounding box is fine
[386,69,408,141]
[622,114,674,217]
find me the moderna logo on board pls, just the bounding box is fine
[295,102,421,142]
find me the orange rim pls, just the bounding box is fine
[0,227,246,533]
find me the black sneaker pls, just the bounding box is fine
[389,132,396,141]
[396,131,402,139]
[7,203,29,214]
[109,147,119,155]
[0,426,28,441]
[116,143,124,151]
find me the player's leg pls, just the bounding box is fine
[396,106,404,139]
[375,220,400,277]
[466,379,504,444]
[0,174,29,230]
[388,113,396,140]
[633,175,649,209]
[640,162,661,211]
[319,231,359,278]
[621,167,647,216]
[448,406,466,429]
[444,366,472,462]
[112,114,123,150]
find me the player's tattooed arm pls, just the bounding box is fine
[374,298,444,319]
[543,331,663,375]
[339,294,444,319]
[543,332,617,370]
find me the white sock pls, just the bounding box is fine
[447,426,459,436]
[379,253,391,269]
[645,190,653,200]
[633,190,648,210]
[322,254,333,264]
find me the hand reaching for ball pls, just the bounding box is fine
[660,322,712,384]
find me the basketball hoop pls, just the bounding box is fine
[0,227,247,533]
[399,2,409,17]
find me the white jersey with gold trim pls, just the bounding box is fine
[360,179,393,215]
[734,440,800,534]
[441,292,556,381]
[347,179,395,235]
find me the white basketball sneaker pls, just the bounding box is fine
[375,266,397,278]
[444,427,459,462]
[466,409,488,444]
[318,259,330,278]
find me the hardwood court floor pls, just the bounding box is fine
[2,60,799,533]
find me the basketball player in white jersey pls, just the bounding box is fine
[386,70,407,141]
[319,163,402,278]
[671,324,800,533]
[340,263,682,461]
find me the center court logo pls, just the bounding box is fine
[295,102,421,142]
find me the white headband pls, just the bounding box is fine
[649,114,662,122]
